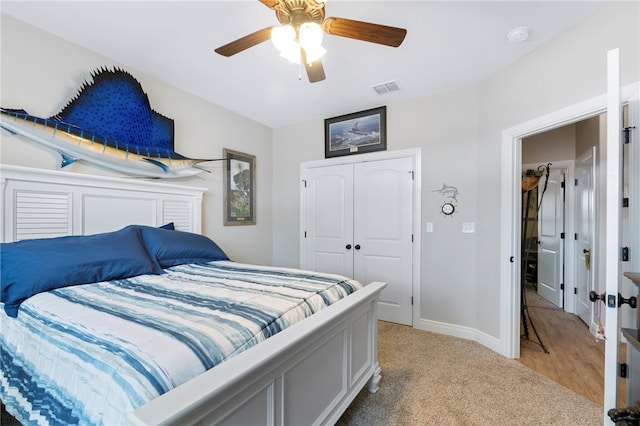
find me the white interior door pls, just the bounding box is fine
[603,47,622,421]
[537,168,565,308]
[301,156,415,326]
[354,158,414,325]
[302,164,354,277]
[575,148,596,327]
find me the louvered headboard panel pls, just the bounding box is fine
[15,191,72,240]
[0,165,206,242]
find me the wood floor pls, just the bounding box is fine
[518,285,626,407]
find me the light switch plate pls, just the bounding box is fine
[426,222,433,233]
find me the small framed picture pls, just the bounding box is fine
[223,148,256,226]
[324,106,387,158]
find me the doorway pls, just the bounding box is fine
[500,70,640,422]
[519,117,602,396]
[521,115,602,324]
[499,84,638,361]
[515,103,634,407]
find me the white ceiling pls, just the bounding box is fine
[1,1,606,128]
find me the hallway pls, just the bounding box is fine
[518,285,626,407]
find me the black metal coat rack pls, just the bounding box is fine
[520,164,551,354]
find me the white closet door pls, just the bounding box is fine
[302,164,354,278]
[354,157,414,325]
[537,168,565,308]
[575,148,596,327]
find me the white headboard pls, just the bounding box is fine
[0,165,206,242]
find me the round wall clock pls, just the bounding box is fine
[441,202,455,216]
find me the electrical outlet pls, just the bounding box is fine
[462,222,475,233]
[426,222,433,233]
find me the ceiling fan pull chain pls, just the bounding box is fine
[298,61,302,80]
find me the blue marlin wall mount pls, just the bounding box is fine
[0,67,223,178]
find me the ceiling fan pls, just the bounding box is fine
[214,0,407,83]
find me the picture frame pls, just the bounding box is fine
[223,148,256,226]
[324,106,387,158]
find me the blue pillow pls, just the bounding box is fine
[0,226,163,318]
[159,222,175,230]
[134,226,229,268]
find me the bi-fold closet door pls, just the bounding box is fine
[301,157,414,325]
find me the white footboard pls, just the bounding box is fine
[131,281,386,426]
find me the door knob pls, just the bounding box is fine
[590,291,636,309]
[583,249,589,253]
[346,244,352,250]
[354,244,361,250]
[620,294,637,309]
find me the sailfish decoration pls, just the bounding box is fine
[0,67,218,178]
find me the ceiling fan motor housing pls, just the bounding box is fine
[273,0,326,27]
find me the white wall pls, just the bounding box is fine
[0,14,274,265]
[273,1,639,345]
[575,116,601,157]
[522,125,576,164]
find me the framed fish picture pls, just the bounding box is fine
[223,148,256,226]
[324,106,387,158]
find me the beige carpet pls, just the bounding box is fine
[337,321,602,425]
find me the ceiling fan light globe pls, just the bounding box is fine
[279,43,301,64]
[304,45,326,63]
[271,25,296,52]
[299,22,323,49]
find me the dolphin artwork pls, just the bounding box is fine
[0,68,219,178]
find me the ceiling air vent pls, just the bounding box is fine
[372,80,400,95]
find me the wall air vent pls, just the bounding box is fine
[372,80,400,95]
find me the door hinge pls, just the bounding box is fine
[619,363,628,379]
[302,179,307,188]
[621,247,629,262]
[561,181,565,189]
[574,287,577,295]
[560,232,565,239]
[623,126,635,144]
[304,231,307,238]
[411,296,414,305]
[411,234,414,243]
[623,197,629,207]
[575,233,578,240]
[409,170,414,180]
[575,179,578,186]
[560,283,564,291]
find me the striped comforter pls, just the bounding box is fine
[0,261,363,425]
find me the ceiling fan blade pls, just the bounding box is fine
[301,49,326,83]
[215,26,274,57]
[304,59,326,83]
[323,17,407,47]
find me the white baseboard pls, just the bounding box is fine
[415,319,504,356]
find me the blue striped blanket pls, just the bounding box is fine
[0,261,362,425]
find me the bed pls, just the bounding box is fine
[0,164,386,425]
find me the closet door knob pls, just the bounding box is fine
[355,244,361,250]
[346,244,352,250]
